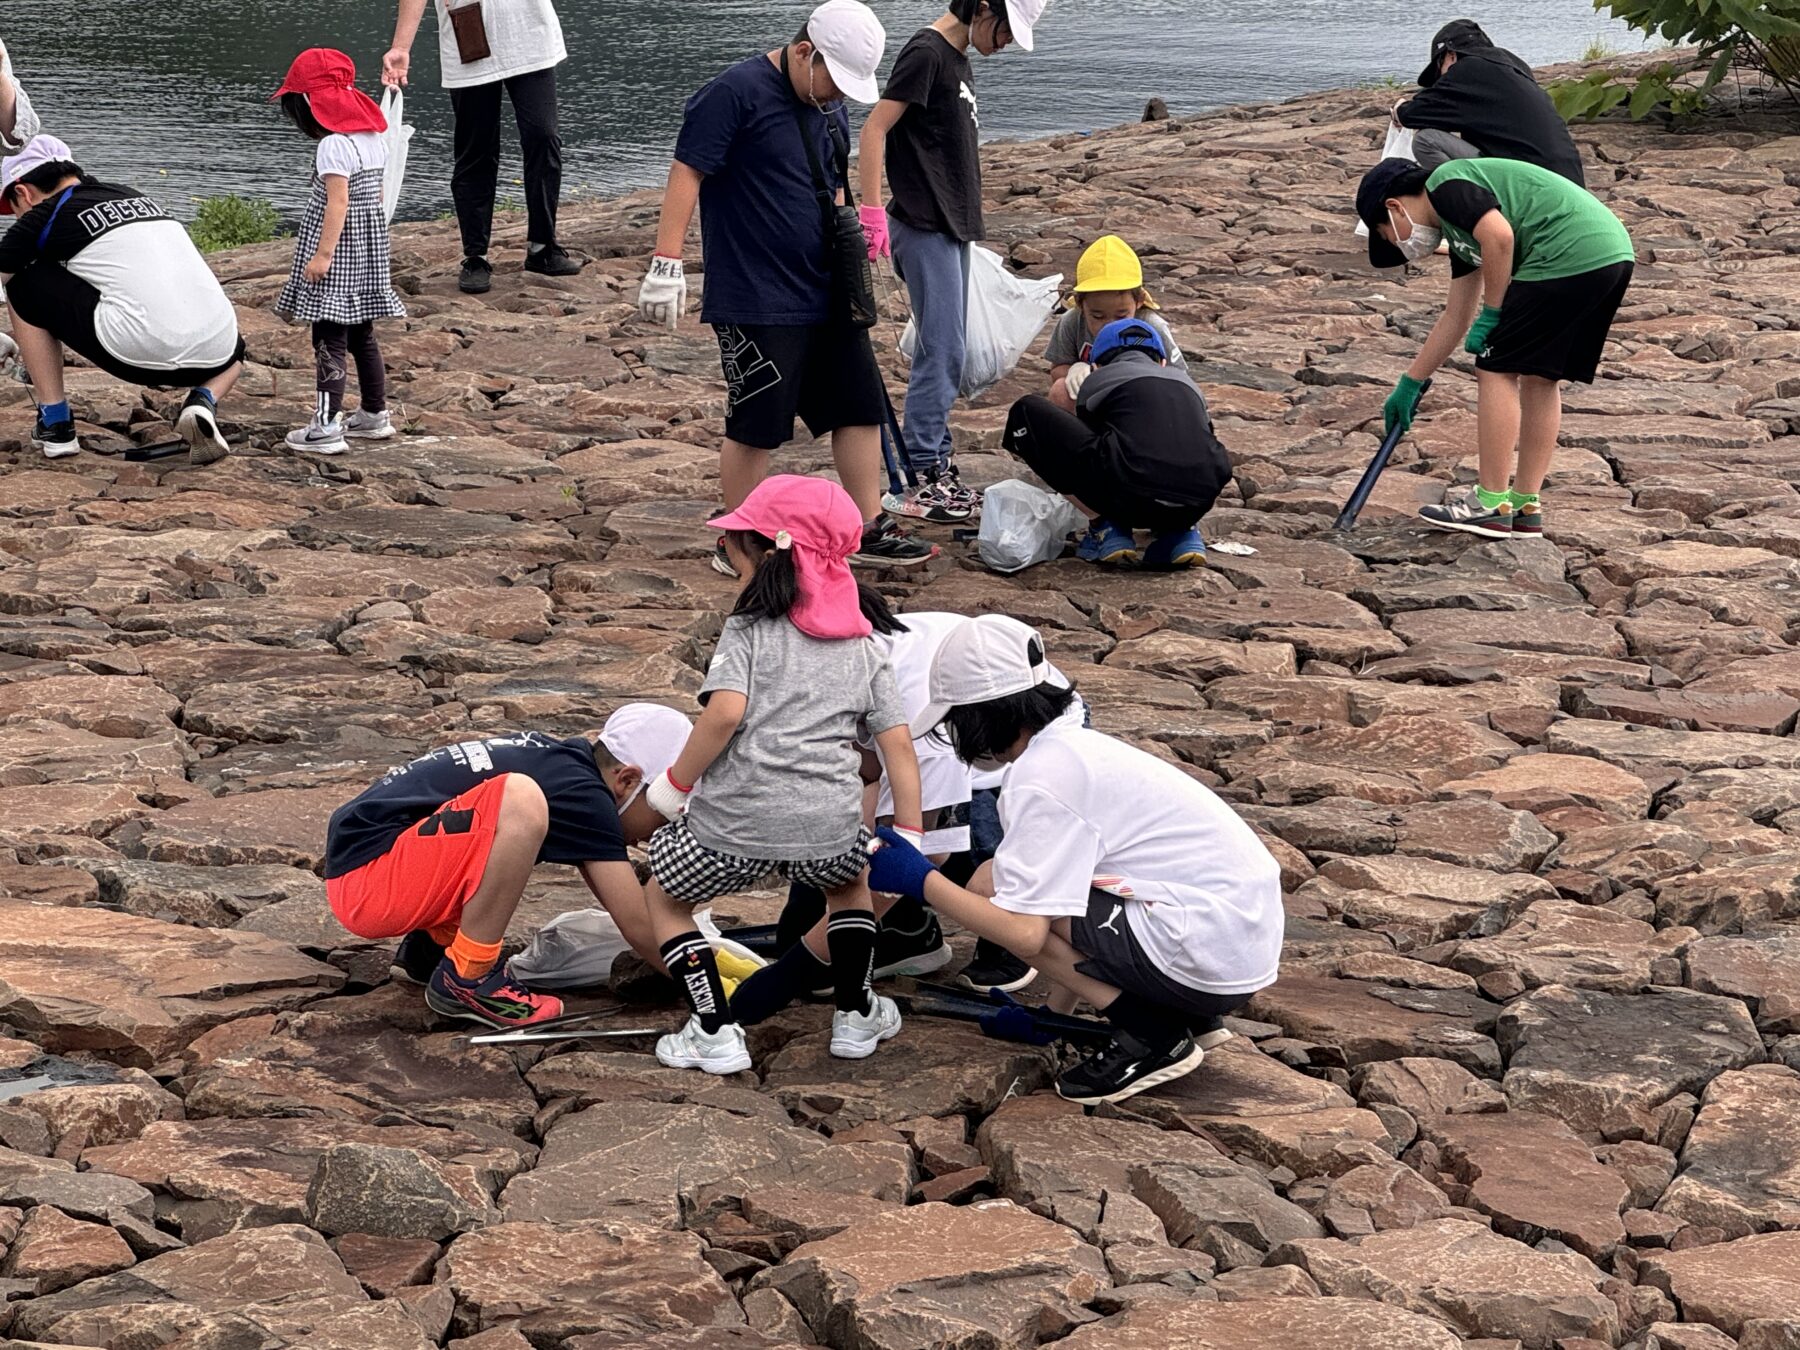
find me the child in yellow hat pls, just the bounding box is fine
[1045,235,1183,412]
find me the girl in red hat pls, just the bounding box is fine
[273,48,406,455]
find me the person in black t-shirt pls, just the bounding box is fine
[322,708,692,1029]
[858,0,1048,526]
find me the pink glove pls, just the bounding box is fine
[858,204,890,261]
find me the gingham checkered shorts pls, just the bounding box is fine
[648,817,873,906]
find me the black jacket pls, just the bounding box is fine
[1397,47,1585,187]
[1077,354,1231,509]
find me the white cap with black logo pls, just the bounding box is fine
[910,614,1051,739]
[807,0,886,104]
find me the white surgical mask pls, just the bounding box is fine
[1389,205,1441,262]
[967,753,1009,775]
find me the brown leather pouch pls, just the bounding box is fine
[448,1,492,63]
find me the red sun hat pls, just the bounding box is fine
[272,49,387,135]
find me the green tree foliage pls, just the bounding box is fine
[187,195,282,253]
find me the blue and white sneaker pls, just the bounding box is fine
[1143,526,1208,569]
[1076,520,1138,565]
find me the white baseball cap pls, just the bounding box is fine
[807,0,886,104]
[1,134,74,216]
[600,703,692,786]
[1002,0,1047,52]
[910,614,1053,739]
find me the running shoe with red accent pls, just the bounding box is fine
[425,958,565,1028]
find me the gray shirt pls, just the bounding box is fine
[1045,307,1184,369]
[686,615,907,861]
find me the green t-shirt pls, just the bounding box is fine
[1425,158,1634,283]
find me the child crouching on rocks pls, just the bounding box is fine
[640,475,923,1075]
[867,614,1285,1105]
[1045,235,1183,413]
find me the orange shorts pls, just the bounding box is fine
[326,774,508,940]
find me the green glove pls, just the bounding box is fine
[1464,304,1503,356]
[1384,374,1427,435]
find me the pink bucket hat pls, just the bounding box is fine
[709,475,869,640]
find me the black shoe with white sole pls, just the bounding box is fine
[32,411,79,459]
[177,391,230,465]
[957,939,1037,994]
[851,517,936,569]
[1055,1028,1204,1105]
[394,930,448,986]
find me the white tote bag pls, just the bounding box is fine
[900,246,1063,399]
[379,86,414,224]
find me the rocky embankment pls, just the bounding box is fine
[1,62,1799,1350]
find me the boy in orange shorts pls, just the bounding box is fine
[324,705,691,1028]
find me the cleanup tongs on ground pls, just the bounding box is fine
[463,1008,664,1046]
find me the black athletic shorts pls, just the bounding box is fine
[1004,395,1208,534]
[1476,260,1633,384]
[1070,886,1254,1024]
[713,321,887,450]
[6,262,244,389]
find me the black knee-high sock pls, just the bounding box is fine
[1104,991,1181,1048]
[660,932,731,1034]
[730,940,831,1025]
[826,910,878,1014]
[776,882,829,954]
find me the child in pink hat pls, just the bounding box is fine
[639,475,925,1074]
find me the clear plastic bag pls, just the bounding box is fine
[976,478,1086,574]
[509,908,629,989]
[901,246,1062,399]
[379,87,414,225]
[1354,123,1417,239]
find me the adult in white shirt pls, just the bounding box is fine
[383,0,584,293]
[869,614,1285,1106]
[0,40,42,154]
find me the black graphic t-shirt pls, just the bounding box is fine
[882,29,983,242]
[324,732,627,878]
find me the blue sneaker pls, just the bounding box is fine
[1076,520,1138,565]
[1143,527,1208,570]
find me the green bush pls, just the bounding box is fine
[187,195,282,253]
[1552,0,1800,121]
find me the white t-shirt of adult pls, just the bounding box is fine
[992,723,1284,995]
[316,131,389,179]
[434,0,567,90]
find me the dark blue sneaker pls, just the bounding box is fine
[1076,520,1138,565]
[424,957,564,1029]
[1143,526,1208,570]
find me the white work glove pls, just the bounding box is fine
[1065,361,1093,401]
[0,333,17,376]
[637,255,686,329]
[645,769,692,822]
[892,825,925,853]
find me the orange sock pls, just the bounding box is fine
[447,931,503,981]
[426,922,459,947]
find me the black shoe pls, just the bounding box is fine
[523,243,585,277]
[31,410,79,459]
[393,930,447,986]
[957,940,1037,994]
[459,256,493,294]
[1055,1028,1205,1106]
[851,517,936,570]
[176,391,229,465]
[1189,1013,1235,1051]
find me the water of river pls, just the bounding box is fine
[5,0,1645,222]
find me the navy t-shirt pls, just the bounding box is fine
[675,54,851,326]
[324,732,627,879]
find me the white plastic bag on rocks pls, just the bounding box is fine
[509,908,629,989]
[1354,122,1417,239]
[380,87,414,224]
[901,247,1062,399]
[977,479,1086,573]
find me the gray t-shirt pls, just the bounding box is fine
[1045,306,1184,369]
[685,615,907,861]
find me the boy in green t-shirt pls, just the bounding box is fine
[1356,156,1635,539]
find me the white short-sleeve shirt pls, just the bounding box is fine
[433,0,567,90]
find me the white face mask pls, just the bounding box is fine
[967,753,1009,775]
[1389,204,1441,261]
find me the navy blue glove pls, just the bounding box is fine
[868,825,938,901]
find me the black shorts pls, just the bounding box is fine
[714,321,886,450]
[1476,260,1633,384]
[1069,886,1254,1024]
[1003,395,1211,534]
[6,262,245,390]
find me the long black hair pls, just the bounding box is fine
[942,679,1077,766]
[279,92,330,141]
[726,529,905,635]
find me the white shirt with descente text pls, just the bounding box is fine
[433,0,567,90]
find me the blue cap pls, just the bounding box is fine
[1089,318,1165,367]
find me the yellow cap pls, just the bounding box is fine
[1072,235,1144,296]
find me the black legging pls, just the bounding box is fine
[312,320,386,418]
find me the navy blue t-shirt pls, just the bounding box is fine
[324,732,627,879]
[675,55,851,326]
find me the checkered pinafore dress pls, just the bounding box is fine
[275,136,407,326]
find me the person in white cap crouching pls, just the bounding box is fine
[866,614,1286,1105]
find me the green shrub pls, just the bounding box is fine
[187,195,282,253]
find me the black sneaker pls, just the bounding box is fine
[851,517,936,570]
[31,410,79,459]
[811,913,953,996]
[523,243,585,277]
[1056,1028,1205,1105]
[459,256,494,294]
[393,930,447,986]
[176,391,230,466]
[957,939,1037,994]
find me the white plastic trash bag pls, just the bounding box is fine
[509,908,629,989]
[1355,122,1417,239]
[901,246,1062,399]
[380,86,414,224]
[976,478,1086,573]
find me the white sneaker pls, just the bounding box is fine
[655,1016,752,1075]
[830,994,901,1060]
[286,413,347,455]
[343,408,396,440]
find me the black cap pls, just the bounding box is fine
[1356,157,1428,269]
[1419,19,1493,87]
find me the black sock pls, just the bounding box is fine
[660,932,732,1034]
[776,882,830,954]
[1103,992,1182,1048]
[880,896,933,938]
[826,910,878,1014]
[730,940,831,1026]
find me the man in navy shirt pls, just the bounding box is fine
[636,0,932,574]
[324,705,691,1028]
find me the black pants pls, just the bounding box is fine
[312,321,386,417]
[1005,395,1205,534]
[449,67,562,258]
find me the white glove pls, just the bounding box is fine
[892,826,925,853]
[1065,361,1093,401]
[645,769,691,822]
[0,333,17,375]
[637,255,686,329]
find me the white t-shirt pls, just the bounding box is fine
[969,661,1080,793]
[315,132,388,179]
[1,52,40,154]
[434,0,567,90]
[992,724,1283,994]
[871,613,976,848]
